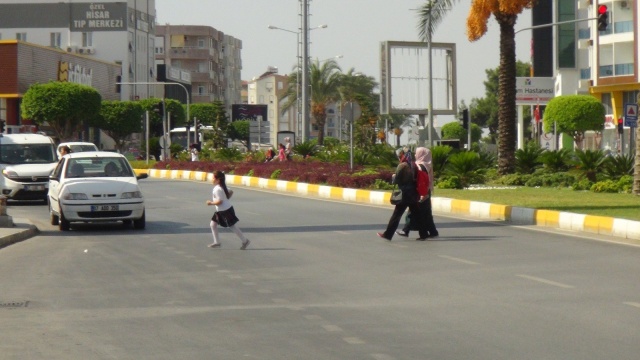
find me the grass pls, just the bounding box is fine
[434,187,640,222]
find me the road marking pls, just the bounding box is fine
[438,255,480,265]
[516,274,574,288]
[623,302,640,308]
[334,231,349,234]
[343,337,365,344]
[322,324,343,332]
[371,354,396,360]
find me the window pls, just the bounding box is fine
[82,32,93,47]
[198,86,205,95]
[50,32,61,48]
[197,38,205,48]
[16,32,27,41]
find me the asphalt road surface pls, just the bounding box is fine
[1,178,639,360]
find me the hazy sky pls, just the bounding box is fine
[156,0,532,113]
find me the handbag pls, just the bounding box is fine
[390,186,403,205]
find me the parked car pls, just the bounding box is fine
[48,152,148,230]
[57,141,99,158]
[0,133,58,202]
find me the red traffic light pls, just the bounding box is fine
[598,5,608,14]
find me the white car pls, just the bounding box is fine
[57,141,99,158]
[48,152,148,231]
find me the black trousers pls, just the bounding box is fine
[383,200,428,240]
[402,197,438,236]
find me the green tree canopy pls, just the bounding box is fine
[21,81,102,141]
[441,122,482,145]
[543,95,605,149]
[227,120,250,150]
[98,100,144,152]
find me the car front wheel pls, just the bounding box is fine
[59,211,70,231]
[133,211,145,230]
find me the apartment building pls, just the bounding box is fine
[533,0,639,153]
[246,67,304,146]
[0,0,158,101]
[155,25,242,112]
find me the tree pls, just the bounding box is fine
[227,120,250,150]
[543,95,605,149]
[21,81,102,141]
[468,61,532,143]
[189,101,228,148]
[98,101,144,152]
[282,59,342,145]
[466,0,536,175]
[441,122,482,145]
[338,69,378,149]
[381,114,414,147]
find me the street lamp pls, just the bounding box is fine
[268,23,328,142]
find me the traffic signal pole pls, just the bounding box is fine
[515,17,599,35]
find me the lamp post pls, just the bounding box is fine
[268,23,327,142]
[426,0,437,148]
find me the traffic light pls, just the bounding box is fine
[195,121,201,131]
[152,101,164,117]
[597,5,608,31]
[618,118,623,135]
[0,120,5,133]
[461,109,469,130]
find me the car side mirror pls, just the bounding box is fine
[49,175,59,182]
[136,173,148,180]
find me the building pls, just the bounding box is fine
[155,24,242,112]
[0,0,158,101]
[0,40,121,145]
[247,67,297,145]
[532,0,639,154]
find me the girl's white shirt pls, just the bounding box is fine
[212,184,232,211]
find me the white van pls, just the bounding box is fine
[0,133,58,202]
[56,141,99,158]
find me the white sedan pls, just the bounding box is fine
[48,152,148,231]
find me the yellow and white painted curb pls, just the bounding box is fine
[136,168,640,241]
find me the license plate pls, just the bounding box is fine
[24,185,45,191]
[91,205,119,212]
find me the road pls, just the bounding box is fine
[1,178,639,360]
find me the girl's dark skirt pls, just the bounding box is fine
[212,206,239,228]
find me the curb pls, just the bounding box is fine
[0,218,39,249]
[135,169,640,241]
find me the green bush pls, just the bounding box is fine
[436,176,463,189]
[444,151,484,187]
[525,172,576,188]
[591,180,619,193]
[603,154,634,179]
[572,178,593,191]
[515,142,543,174]
[270,169,282,179]
[540,148,573,173]
[493,173,532,186]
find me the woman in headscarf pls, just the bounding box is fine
[396,147,439,239]
[377,153,429,241]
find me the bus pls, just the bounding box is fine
[168,126,216,149]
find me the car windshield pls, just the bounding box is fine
[0,144,56,164]
[65,157,134,178]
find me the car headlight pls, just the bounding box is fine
[2,169,19,179]
[121,191,142,199]
[63,193,88,200]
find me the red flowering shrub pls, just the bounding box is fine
[153,159,394,189]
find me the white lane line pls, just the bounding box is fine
[516,274,574,289]
[322,324,343,332]
[334,231,349,234]
[623,302,640,308]
[438,255,480,265]
[371,354,396,360]
[343,337,365,344]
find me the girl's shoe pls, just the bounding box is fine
[241,239,250,250]
[208,243,221,248]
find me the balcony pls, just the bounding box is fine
[169,47,214,60]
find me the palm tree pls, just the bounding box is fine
[381,114,414,147]
[338,69,378,146]
[281,59,342,145]
[466,0,536,175]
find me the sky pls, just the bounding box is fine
[156,0,532,124]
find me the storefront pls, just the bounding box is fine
[0,40,121,141]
